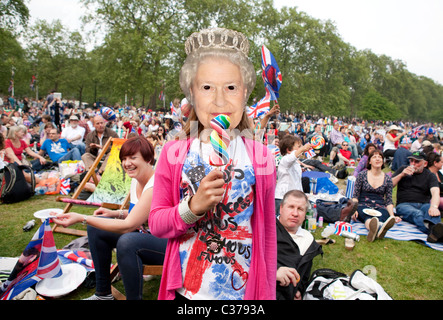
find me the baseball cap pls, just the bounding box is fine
[408,151,426,161]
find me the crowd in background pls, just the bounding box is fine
[1,94,442,169]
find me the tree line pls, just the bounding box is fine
[1,0,442,122]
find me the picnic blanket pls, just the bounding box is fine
[350,220,443,251]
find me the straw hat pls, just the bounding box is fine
[387,125,400,132]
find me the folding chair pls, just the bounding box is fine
[53,138,132,236]
[110,263,163,300]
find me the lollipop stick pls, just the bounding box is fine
[209,114,231,216]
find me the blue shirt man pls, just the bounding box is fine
[38,128,81,164]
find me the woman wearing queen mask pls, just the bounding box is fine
[149,28,277,300]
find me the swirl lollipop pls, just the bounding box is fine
[209,115,231,167]
[310,135,325,150]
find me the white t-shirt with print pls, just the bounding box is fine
[177,136,256,300]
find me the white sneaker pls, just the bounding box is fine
[143,275,155,282]
[83,294,114,300]
[377,216,395,239]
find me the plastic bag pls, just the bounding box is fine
[303,269,392,300]
[35,177,60,195]
[59,160,85,179]
[316,177,339,194]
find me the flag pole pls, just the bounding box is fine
[11,66,15,97]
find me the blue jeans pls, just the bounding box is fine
[57,148,82,162]
[31,148,82,171]
[395,202,441,234]
[69,142,85,155]
[87,222,167,300]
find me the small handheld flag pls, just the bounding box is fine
[261,45,282,102]
[248,45,282,119]
[304,148,316,159]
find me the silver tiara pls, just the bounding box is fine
[184,28,250,57]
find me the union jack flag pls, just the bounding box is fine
[304,148,316,159]
[8,79,13,93]
[59,178,70,195]
[0,219,62,300]
[334,221,353,235]
[247,89,271,118]
[410,125,425,139]
[170,101,180,118]
[401,136,412,144]
[57,250,94,270]
[261,45,282,101]
[30,75,36,90]
[247,46,282,119]
[158,91,164,101]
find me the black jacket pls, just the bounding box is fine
[276,219,323,300]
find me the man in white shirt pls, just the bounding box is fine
[276,190,323,300]
[61,115,86,154]
[410,135,424,153]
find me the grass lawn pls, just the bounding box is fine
[0,173,442,300]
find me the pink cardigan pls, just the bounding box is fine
[149,137,277,300]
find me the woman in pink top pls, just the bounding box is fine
[149,28,277,300]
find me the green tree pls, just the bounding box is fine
[4,0,442,123]
[23,20,87,98]
[360,89,401,121]
[0,0,29,97]
[0,0,29,31]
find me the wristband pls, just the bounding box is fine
[81,215,87,225]
[431,204,439,209]
[179,196,202,224]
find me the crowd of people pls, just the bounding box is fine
[1,27,442,301]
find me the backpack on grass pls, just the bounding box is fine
[0,163,36,204]
[303,268,392,300]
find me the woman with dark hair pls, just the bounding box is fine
[426,152,443,210]
[154,125,167,160]
[359,132,372,151]
[353,143,377,177]
[53,136,167,300]
[351,149,401,242]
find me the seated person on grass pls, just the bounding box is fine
[330,141,353,169]
[276,190,323,300]
[34,127,81,170]
[392,151,443,243]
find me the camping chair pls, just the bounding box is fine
[53,138,132,236]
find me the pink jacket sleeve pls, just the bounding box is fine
[148,140,193,238]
